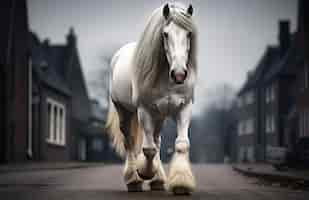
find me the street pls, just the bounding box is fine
[0,164,308,199]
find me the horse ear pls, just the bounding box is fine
[187,4,193,16]
[163,4,170,19]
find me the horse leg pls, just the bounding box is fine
[136,106,159,180]
[114,102,143,192]
[123,152,143,192]
[149,136,167,191]
[167,101,196,195]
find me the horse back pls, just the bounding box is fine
[110,42,137,112]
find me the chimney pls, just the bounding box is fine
[43,38,50,48]
[66,27,77,47]
[297,0,309,60]
[278,20,290,57]
[297,0,305,32]
[247,70,254,80]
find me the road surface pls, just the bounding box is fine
[0,164,308,199]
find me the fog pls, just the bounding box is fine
[28,0,297,116]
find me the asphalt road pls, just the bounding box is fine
[0,164,308,199]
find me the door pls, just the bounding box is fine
[78,139,87,161]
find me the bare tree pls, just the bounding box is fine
[88,57,110,108]
[88,44,122,108]
[189,83,236,163]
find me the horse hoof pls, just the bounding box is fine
[127,182,143,192]
[167,152,195,195]
[137,170,155,180]
[150,181,166,191]
[172,186,191,195]
[136,149,158,180]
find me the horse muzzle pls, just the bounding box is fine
[170,69,188,84]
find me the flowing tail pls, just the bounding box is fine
[105,98,143,158]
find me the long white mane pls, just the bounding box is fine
[133,3,198,97]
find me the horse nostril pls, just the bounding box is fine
[172,71,187,84]
[184,70,188,79]
[171,70,176,79]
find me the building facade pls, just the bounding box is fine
[30,28,93,161]
[30,32,72,161]
[0,0,30,163]
[236,0,309,163]
[296,0,309,141]
[84,99,120,162]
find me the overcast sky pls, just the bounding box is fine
[28,0,298,115]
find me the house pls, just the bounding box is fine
[237,22,299,162]
[0,0,30,163]
[282,0,309,148]
[295,0,309,141]
[237,45,280,162]
[236,0,309,163]
[63,29,93,161]
[85,99,121,162]
[225,101,239,163]
[30,32,72,161]
[260,0,309,159]
[30,28,92,161]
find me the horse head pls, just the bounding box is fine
[162,3,194,84]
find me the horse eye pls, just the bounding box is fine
[163,32,168,39]
[187,32,192,39]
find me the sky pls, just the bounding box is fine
[28,0,298,116]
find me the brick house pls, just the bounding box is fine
[0,0,30,163]
[30,28,92,161]
[295,0,309,140]
[30,32,72,161]
[237,45,279,162]
[236,0,309,163]
[85,99,120,162]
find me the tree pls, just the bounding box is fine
[88,44,121,109]
[189,83,237,163]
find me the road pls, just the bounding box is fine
[0,164,308,199]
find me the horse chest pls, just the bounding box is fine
[151,93,187,116]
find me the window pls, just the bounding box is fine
[238,121,243,136]
[245,92,254,105]
[28,57,33,157]
[266,85,275,103]
[266,114,276,133]
[46,98,66,145]
[246,118,254,135]
[237,96,243,108]
[300,110,309,137]
[238,119,254,135]
[92,139,103,151]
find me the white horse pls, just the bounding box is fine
[106,3,197,195]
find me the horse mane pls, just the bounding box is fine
[133,3,198,97]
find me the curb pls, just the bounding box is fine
[232,165,309,183]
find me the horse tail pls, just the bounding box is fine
[105,99,143,158]
[130,111,143,155]
[105,98,126,157]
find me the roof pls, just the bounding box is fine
[30,32,71,96]
[90,99,107,122]
[31,30,94,135]
[239,32,306,96]
[263,35,305,83]
[238,46,280,95]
